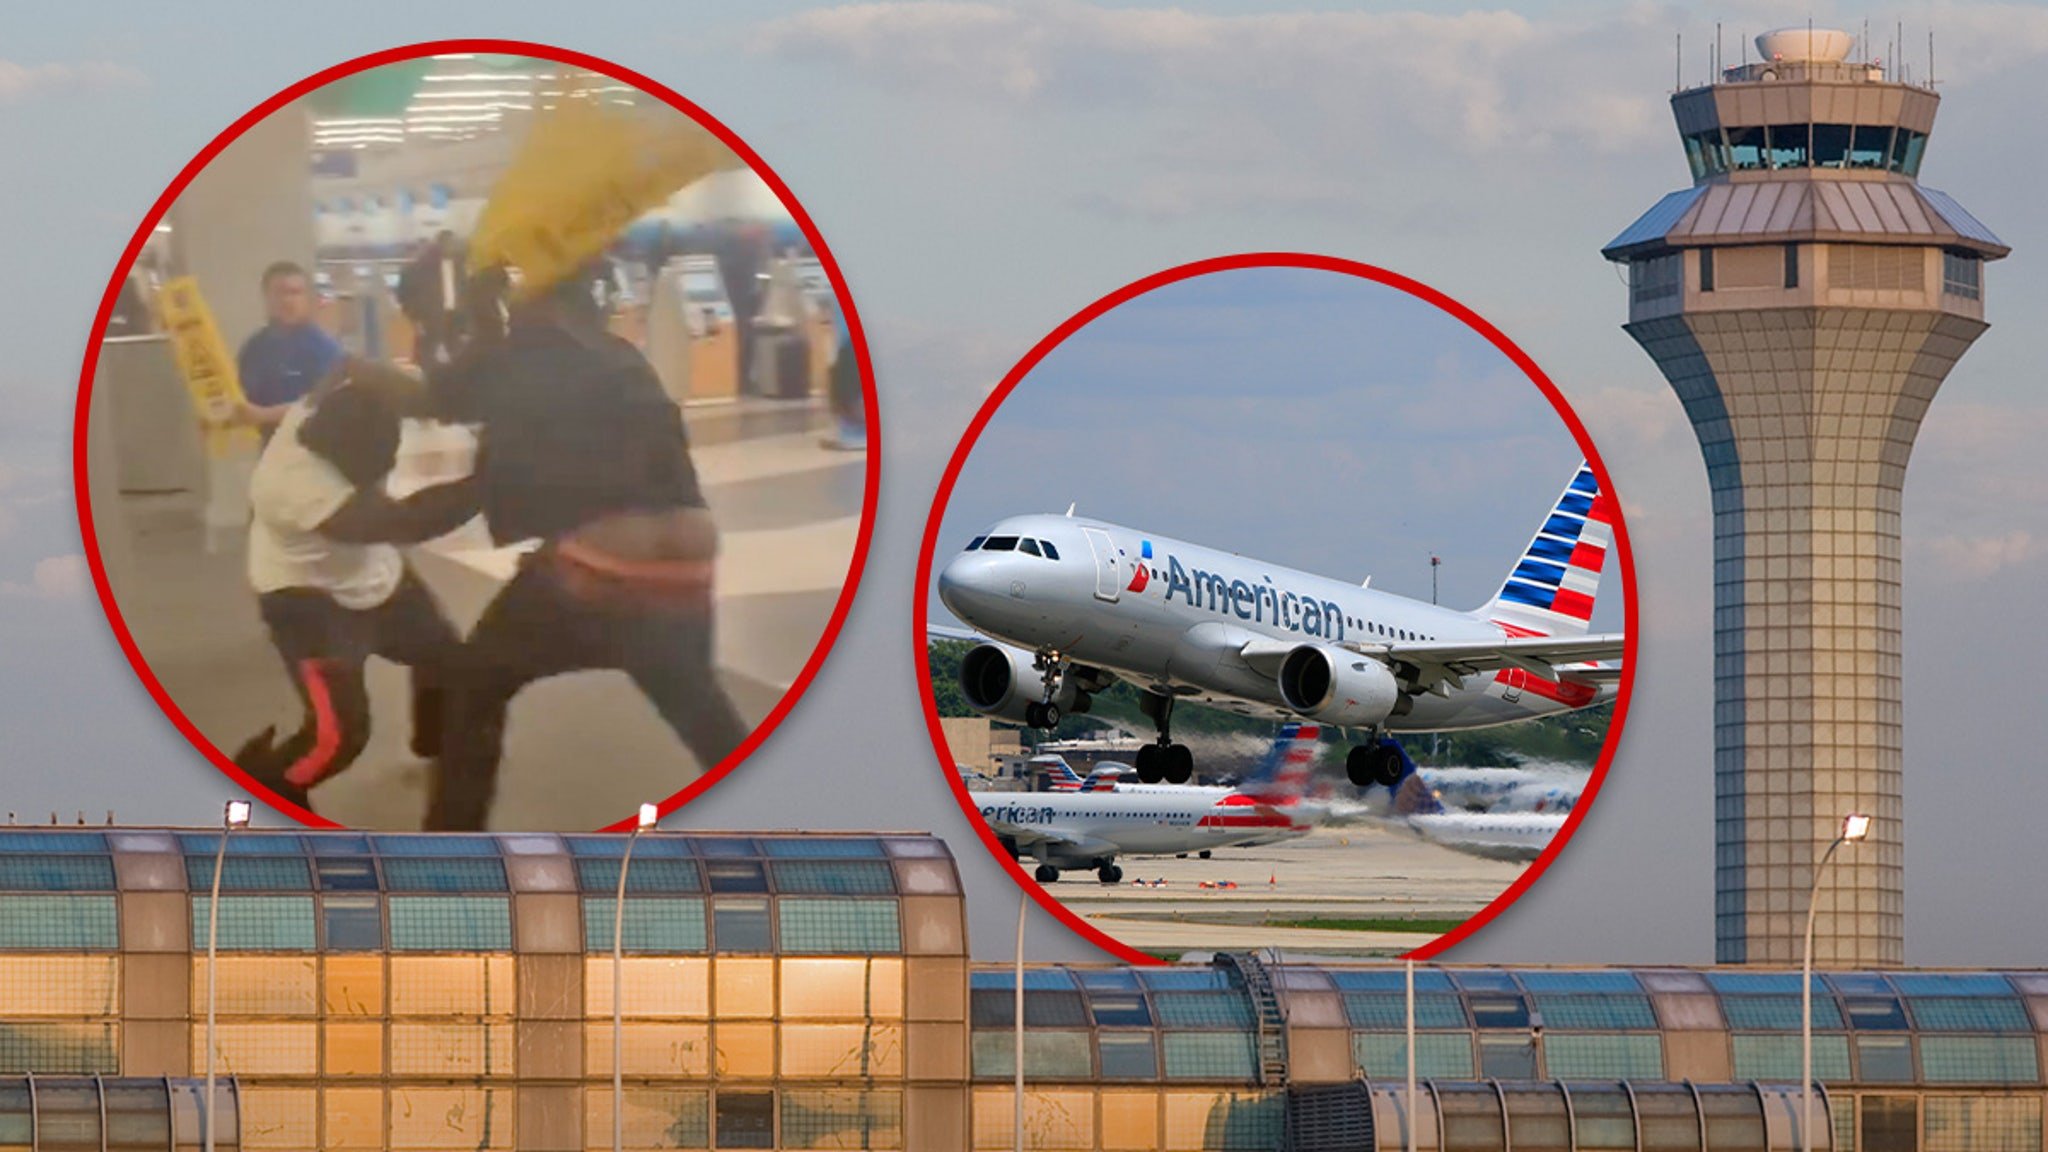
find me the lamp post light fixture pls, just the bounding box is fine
[613,803,658,1152]
[206,801,251,1152]
[1804,812,1870,1152]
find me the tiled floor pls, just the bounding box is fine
[98,397,866,831]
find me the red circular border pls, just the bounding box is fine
[912,252,1638,964]
[72,39,882,832]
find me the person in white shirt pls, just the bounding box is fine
[231,362,479,816]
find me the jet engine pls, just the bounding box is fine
[1277,644,1403,727]
[958,643,1100,725]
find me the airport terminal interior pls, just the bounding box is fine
[0,825,2039,1152]
[84,56,865,828]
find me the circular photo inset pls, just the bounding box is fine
[917,254,1634,962]
[78,41,876,831]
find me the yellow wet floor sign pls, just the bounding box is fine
[469,94,738,298]
[156,276,257,457]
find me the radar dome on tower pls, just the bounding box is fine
[1755,26,1855,63]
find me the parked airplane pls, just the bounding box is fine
[981,724,1324,883]
[937,464,1624,788]
[1420,766,1585,815]
[1375,741,1563,864]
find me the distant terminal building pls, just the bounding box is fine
[0,827,2041,1151]
[1603,27,2009,967]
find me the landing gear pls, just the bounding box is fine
[1345,736,1406,788]
[1025,701,1061,729]
[1034,863,1060,884]
[1097,863,1124,884]
[1135,690,1194,784]
[1198,850,1211,860]
[1026,652,1068,730]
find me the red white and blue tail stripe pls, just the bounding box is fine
[1480,462,1612,639]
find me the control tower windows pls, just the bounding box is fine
[1891,129,1928,176]
[1684,132,1729,180]
[1851,125,1894,169]
[1726,127,1768,170]
[1943,252,1982,301]
[1766,124,1810,169]
[1811,123,1851,167]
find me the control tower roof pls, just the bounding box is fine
[1603,178,2008,261]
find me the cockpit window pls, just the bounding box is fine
[1040,541,1060,560]
[983,536,1019,552]
[1018,538,1042,557]
[967,536,987,551]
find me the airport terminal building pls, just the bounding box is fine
[0,827,2038,1152]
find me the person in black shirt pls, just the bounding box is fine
[418,262,749,830]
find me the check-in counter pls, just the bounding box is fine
[646,254,740,404]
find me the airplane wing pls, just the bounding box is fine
[1238,633,1624,698]
[926,623,985,644]
[980,819,1115,859]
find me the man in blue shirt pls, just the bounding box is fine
[234,261,345,429]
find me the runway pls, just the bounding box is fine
[96,397,863,831]
[1035,824,1526,958]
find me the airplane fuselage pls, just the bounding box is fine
[980,791,1309,868]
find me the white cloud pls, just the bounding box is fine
[0,554,90,600]
[1911,529,2041,581]
[0,60,145,103]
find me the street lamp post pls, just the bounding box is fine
[206,800,251,1152]
[614,803,658,1152]
[1803,812,1870,1152]
[1014,891,1027,1152]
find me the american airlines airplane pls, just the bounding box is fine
[1376,741,1563,864]
[937,464,1624,788]
[983,724,1323,883]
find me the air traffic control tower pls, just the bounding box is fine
[1603,27,2008,967]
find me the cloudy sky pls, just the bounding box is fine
[4,0,2047,966]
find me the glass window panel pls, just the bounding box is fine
[1101,1090,1159,1151]
[1908,997,2031,1031]
[0,1022,116,1073]
[1468,994,1530,1028]
[191,956,318,1015]
[585,1021,711,1077]
[1700,1091,1766,1152]
[1863,1095,1918,1152]
[781,958,875,1019]
[564,835,686,858]
[388,956,515,1016]
[26,1081,96,1152]
[715,957,775,1018]
[781,1022,901,1078]
[695,838,759,858]
[1155,992,1254,1029]
[1924,1095,2042,1152]
[1439,1086,1508,1152]
[1075,969,1143,991]
[1504,1086,1571,1152]
[1845,997,1909,1030]
[1517,971,1642,993]
[178,834,295,856]
[1850,125,1894,168]
[0,956,117,1016]
[973,1088,1093,1152]
[191,896,317,951]
[583,898,708,953]
[1706,972,1824,994]
[1542,1033,1664,1078]
[1635,1088,1703,1152]
[705,860,768,893]
[1919,1036,2040,1083]
[1856,1036,1917,1082]
[1832,1096,1855,1152]
[325,1021,383,1076]
[763,839,887,859]
[198,1021,318,1076]
[324,955,384,1016]
[1727,125,1767,170]
[1479,1035,1536,1078]
[715,1089,775,1149]
[186,856,312,891]
[969,990,1090,1029]
[380,858,507,892]
[392,1021,515,1077]
[0,894,117,949]
[1730,1034,1852,1081]
[1100,1032,1158,1079]
[0,833,106,852]
[1328,969,1455,993]
[972,969,1077,991]
[575,858,702,894]
[1139,970,1233,991]
[714,899,773,953]
[240,1087,317,1151]
[371,834,499,857]
[1355,1033,1475,1079]
[1812,123,1852,167]
[1533,994,1658,1029]
[769,860,895,895]
[387,896,510,951]
[315,857,379,891]
[586,956,710,1018]
[867,958,904,1021]
[714,1021,774,1077]
[1091,993,1153,1027]
[0,855,115,891]
[388,1087,513,1150]
[587,1087,710,1152]
[305,834,372,855]
[1721,994,1843,1030]
[324,1087,385,1150]
[324,894,383,951]
[1163,1033,1257,1080]
[971,1031,1095,1079]
[1164,1091,1284,1152]
[1570,1088,1637,1152]
[780,1089,901,1151]
[104,1082,171,1149]
[1892,973,2013,997]
[779,899,900,953]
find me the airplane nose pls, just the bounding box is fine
[937,553,1003,622]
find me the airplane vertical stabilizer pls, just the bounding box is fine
[1477,462,1613,638]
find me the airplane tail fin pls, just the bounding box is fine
[1477,461,1613,638]
[1238,723,1322,805]
[1045,759,1085,792]
[1377,739,1444,817]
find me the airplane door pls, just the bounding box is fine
[1082,528,1121,603]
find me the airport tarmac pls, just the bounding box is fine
[1037,823,1526,958]
[95,397,862,830]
